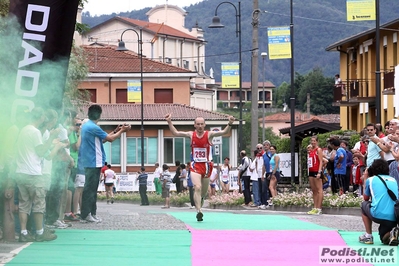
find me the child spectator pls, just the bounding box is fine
[179,163,188,192]
[160,164,172,208]
[137,167,149,206]
[351,155,365,195]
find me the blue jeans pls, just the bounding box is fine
[251,180,261,206]
[260,177,270,205]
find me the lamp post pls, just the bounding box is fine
[261,52,267,142]
[209,1,242,151]
[290,0,295,184]
[116,28,144,168]
[375,0,381,124]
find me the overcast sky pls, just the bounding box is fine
[84,0,204,16]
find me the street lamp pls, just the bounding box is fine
[209,1,242,151]
[261,52,267,141]
[116,28,144,168]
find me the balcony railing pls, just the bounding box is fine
[333,79,374,103]
[383,70,395,95]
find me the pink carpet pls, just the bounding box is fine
[189,229,372,266]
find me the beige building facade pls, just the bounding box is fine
[326,18,399,131]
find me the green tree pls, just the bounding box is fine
[0,0,8,16]
[64,44,90,110]
[276,81,289,107]
[297,68,339,115]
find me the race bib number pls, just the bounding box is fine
[308,156,313,167]
[222,174,229,181]
[193,148,207,162]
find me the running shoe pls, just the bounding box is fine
[64,212,79,222]
[389,227,399,246]
[35,230,57,242]
[196,211,203,222]
[359,233,374,244]
[53,220,68,229]
[81,214,97,223]
[92,214,102,223]
[19,232,35,242]
[307,208,317,215]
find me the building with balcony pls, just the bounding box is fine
[326,18,399,131]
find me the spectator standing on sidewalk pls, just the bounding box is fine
[249,146,263,208]
[80,104,131,223]
[186,161,195,209]
[332,139,347,195]
[153,163,162,195]
[46,109,74,229]
[307,136,324,215]
[103,164,116,204]
[137,167,149,206]
[220,157,231,194]
[15,107,59,242]
[261,141,272,209]
[238,150,252,206]
[160,164,172,209]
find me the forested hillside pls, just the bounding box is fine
[82,0,399,88]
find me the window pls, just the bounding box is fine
[126,137,158,165]
[154,89,173,103]
[183,60,189,69]
[82,89,97,103]
[116,89,128,103]
[103,138,121,165]
[163,137,191,164]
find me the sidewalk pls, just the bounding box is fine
[0,202,394,265]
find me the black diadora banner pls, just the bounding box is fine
[7,0,80,121]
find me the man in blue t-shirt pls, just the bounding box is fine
[80,105,131,223]
[260,140,272,209]
[359,159,398,246]
[331,139,347,195]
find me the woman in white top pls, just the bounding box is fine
[208,166,219,197]
[249,146,264,207]
[220,157,231,193]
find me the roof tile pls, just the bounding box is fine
[83,45,193,73]
[118,17,199,41]
[78,103,230,121]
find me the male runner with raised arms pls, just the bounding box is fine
[165,113,235,221]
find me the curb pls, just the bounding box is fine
[208,205,360,216]
[273,206,360,216]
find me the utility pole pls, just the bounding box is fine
[251,0,260,150]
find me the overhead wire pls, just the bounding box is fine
[262,10,374,29]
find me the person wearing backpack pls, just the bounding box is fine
[359,159,398,246]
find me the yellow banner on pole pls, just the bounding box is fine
[346,0,375,21]
[267,26,291,60]
[221,62,240,88]
[127,80,141,102]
